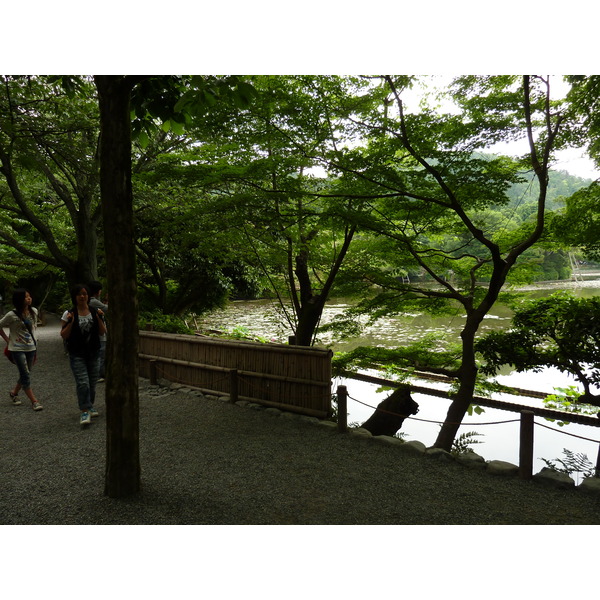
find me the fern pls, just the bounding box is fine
[540,448,596,479]
[451,431,484,456]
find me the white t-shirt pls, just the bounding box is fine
[61,310,93,335]
[0,308,38,351]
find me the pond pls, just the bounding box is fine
[202,279,600,479]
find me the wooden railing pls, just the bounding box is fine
[138,331,333,418]
[336,371,600,479]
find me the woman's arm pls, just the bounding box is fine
[0,313,14,344]
[60,312,74,340]
[96,309,107,337]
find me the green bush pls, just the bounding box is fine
[138,311,194,335]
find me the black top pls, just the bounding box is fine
[63,306,102,358]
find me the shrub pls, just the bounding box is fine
[139,311,194,335]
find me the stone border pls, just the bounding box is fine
[151,379,600,496]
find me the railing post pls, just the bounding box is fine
[149,359,158,385]
[519,410,534,480]
[229,369,239,404]
[337,385,348,433]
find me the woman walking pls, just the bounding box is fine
[0,288,43,411]
[61,284,106,426]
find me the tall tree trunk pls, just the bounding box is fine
[95,76,141,498]
[292,225,357,346]
[433,316,480,451]
[75,213,99,285]
[295,299,325,346]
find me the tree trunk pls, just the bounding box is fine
[95,76,141,498]
[433,385,474,451]
[74,214,99,285]
[294,299,325,346]
[433,317,480,451]
[292,225,357,347]
[67,254,98,289]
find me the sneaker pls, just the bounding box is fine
[32,401,43,411]
[89,407,99,418]
[9,392,21,406]
[80,411,91,425]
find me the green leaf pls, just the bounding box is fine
[170,119,185,136]
[138,130,150,149]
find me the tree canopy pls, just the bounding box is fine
[0,76,102,287]
[476,292,600,407]
[309,75,573,449]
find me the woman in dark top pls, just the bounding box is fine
[60,284,106,426]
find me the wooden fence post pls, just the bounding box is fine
[149,359,158,385]
[229,369,238,404]
[519,410,534,480]
[337,385,348,433]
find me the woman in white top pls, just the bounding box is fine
[0,288,43,410]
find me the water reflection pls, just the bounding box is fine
[204,298,513,350]
[206,279,600,350]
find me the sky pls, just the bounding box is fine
[553,148,598,180]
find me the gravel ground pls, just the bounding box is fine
[1,314,599,525]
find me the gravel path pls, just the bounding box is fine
[1,315,599,525]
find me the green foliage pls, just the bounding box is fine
[540,448,596,480]
[222,326,270,344]
[133,152,264,315]
[139,311,194,335]
[466,404,486,416]
[0,76,103,286]
[542,386,600,426]
[450,431,485,456]
[2,75,590,334]
[565,76,600,164]
[129,75,257,143]
[476,292,600,405]
[507,169,590,213]
[550,182,600,260]
[332,335,463,379]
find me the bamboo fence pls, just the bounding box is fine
[138,331,333,418]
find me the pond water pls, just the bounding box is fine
[202,278,600,478]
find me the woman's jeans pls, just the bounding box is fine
[12,351,36,389]
[69,352,100,411]
[98,340,106,378]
